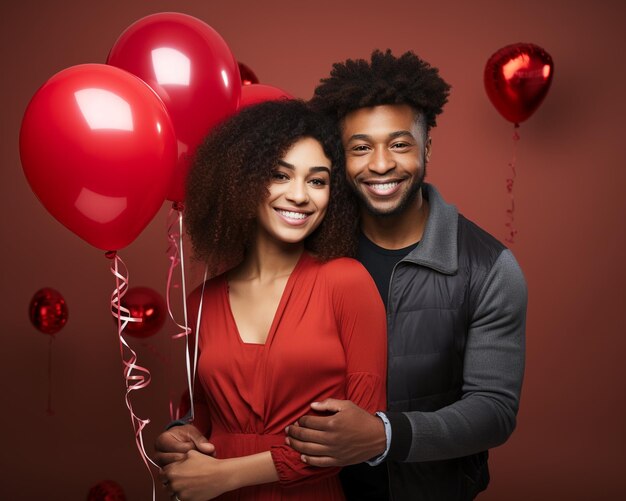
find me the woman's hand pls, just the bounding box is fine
[160,450,235,501]
[154,424,216,467]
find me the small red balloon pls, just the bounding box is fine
[238,61,259,86]
[86,480,126,501]
[239,84,293,109]
[118,286,166,338]
[29,288,68,335]
[108,12,242,203]
[484,43,554,125]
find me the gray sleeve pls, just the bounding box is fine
[402,249,527,462]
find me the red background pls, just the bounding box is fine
[2,0,625,499]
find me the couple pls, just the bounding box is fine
[155,50,527,501]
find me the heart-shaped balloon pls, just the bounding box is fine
[20,64,177,251]
[484,43,554,125]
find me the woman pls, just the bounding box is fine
[157,100,386,500]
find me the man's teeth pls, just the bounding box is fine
[278,210,308,219]
[370,182,398,191]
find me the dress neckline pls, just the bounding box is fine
[222,252,311,347]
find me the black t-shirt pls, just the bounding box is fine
[339,232,419,501]
[357,231,419,308]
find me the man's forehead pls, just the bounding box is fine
[341,104,421,138]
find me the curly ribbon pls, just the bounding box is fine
[165,203,195,422]
[106,251,157,501]
[505,125,520,244]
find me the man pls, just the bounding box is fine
[284,49,527,500]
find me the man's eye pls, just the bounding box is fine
[352,145,370,152]
[391,142,410,149]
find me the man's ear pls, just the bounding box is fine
[425,137,432,162]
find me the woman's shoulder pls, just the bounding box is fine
[188,274,225,302]
[313,256,373,285]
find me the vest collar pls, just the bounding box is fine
[402,184,458,275]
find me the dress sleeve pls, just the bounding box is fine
[271,258,388,487]
[332,258,387,413]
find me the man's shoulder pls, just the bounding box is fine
[457,214,507,260]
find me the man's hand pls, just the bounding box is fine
[154,424,216,467]
[285,399,386,467]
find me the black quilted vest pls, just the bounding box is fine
[385,214,505,501]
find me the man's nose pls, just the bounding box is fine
[369,146,395,174]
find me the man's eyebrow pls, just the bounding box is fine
[346,130,415,142]
[388,130,415,139]
[277,160,330,174]
[346,133,372,142]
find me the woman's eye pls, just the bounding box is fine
[271,171,289,181]
[309,178,328,187]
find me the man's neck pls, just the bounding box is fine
[361,188,429,250]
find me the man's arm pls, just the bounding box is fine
[391,249,527,461]
[287,249,527,465]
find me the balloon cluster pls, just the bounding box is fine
[19,12,293,253]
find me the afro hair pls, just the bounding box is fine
[310,49,451,129]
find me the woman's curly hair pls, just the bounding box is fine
[310,49,451,129]
[184,99,359,273]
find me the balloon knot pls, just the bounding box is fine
[105,250,117,259]
[172,201,184,212]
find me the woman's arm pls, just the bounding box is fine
[160,451,278,501]
[286,258,388,466]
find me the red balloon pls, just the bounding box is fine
[117,286,166,338]
[86,480,126,501]
[107,13,242,202]
[29,288,68,335]
[484,43,554,125]
[20,64,177,251]
[239,84,293,109]
[238,61,259,86]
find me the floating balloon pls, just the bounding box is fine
[107,12,241,202]
[86,480,127,501]
[239,84,293,109]
[238,61,259,85]
[28,288,68,335]
[484,43,554,125]
[117,286,166,338]
[20,64,177,251]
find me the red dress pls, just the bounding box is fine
[190,253,387,500]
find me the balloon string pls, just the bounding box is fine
[165,204,195,423]
[108,252,157,501]
[47,335,55,416]
[505,125,520,244]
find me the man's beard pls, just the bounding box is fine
[351,165,426,218]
